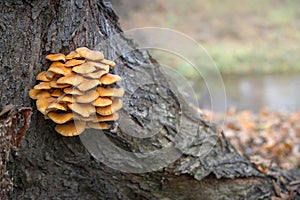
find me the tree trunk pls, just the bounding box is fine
[0,0,277,199]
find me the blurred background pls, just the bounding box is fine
[110,0,300,112]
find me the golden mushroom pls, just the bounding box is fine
[96,87,124,97]
[55,121,86,136]
[83,68,109,79]
[59,95,76,104]
[49,81,70,89]
[67,103,95,118]
[86,61,109,70]
[75,90,99,103]
[65,59,85,67]
[36,71,51,82]
[92,113,119,122]
[29,47,123,136]
[51,89,64,97]
[36,97,56,115]
[46,102,68,113]
[65,51,81,60]
[96,99,122,116]
[46,53,66,62]
[48,112,73,124]
[56,74,85,86]
[76,47,104,61]
[86,122,109,130]
[92,97,112,107]
[29,89,51,99]
[48,62,72,76]
[63,87,84,95]
[72,62,97,74]
[76,79,100,91]
[100,59,116,67]
[100,74,122,85]
[34,82,51,90]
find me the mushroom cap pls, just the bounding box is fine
[92,97,112,107]
[92,113,119,122]
[75,90,99,103]
[73,114,95,121]
[68,103,95,117]
[29,89,51,99]
[58,95,75,103]
[76,47,104,61]
[49,61,64,68]
[96,99,123,116]
[36,97,56,115]
[55,121,86,136]
[48,62,72,76]
[77,79,100,91]
[65,51,81,60]
[86,61,109,71]
[100,74,122,85]
[86,122,109,130]
[72,63,97,74]
[36,71,51,82]
[65,59,85,67]
[46,53,66,62]
[46,102,67,113]
[50,80,71,88]
[73,113,117,122]
[100,59,116,67]
[48,112,73,124]
[83,68,109,79]
[56,74,85,86]
[74,113,117,122]
[34,82,51,90]
[51,89,64,97]
[96,87,124,97]
[63,87,84,95]
[45,71,56,79]
[75,47,89,53]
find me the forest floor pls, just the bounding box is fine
[200,108,300,198]
[200,107,300,172]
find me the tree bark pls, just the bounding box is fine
[0,0,277,199]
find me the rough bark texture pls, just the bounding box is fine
[0,0,277,199]
[0,105,32,200]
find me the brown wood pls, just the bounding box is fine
[0,0,277,199]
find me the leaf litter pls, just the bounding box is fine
[198,107,300,198]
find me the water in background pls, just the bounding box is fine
[195,74,300,112]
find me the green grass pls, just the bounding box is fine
[207,44,300,75]
[113,0,300,75]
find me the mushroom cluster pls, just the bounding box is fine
[29,47,124,136]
